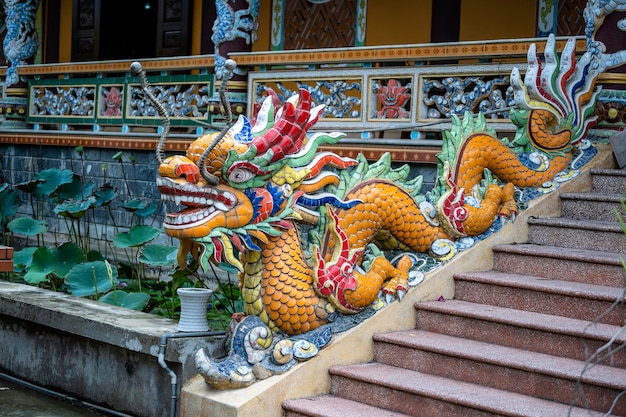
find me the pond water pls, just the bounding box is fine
[0,378,108,417]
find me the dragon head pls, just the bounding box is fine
[157,89,360,273]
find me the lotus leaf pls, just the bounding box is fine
[99,291,150,311]
[119,199,148,212]
[94,186,117,207]
[113,225,160,248]
[54,197,96,219]
[53,175,95,202]
[0,184,20,226]
[52,243,85,277]
[135,201,156,218]
[13,247,37,271]
[65,261,119,297]
[24,247,57,284]
[33,168,74,197]
[138,244,178,267]
[8,217,48,236]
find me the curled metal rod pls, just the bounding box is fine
[197,59,237,186]
[130,61,170,164]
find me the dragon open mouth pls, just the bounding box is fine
[156,177,238,229]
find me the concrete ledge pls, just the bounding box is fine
[0,282,227,417]
[180,144,616,417]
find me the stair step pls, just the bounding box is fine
[454,270,625,325]
[591,168,626,194]
[373,330,626,413]
[492,243,625,287]
[560,192,626,222]
[283,395,412,417]
[329,363,611,417]
[527,217,626,252]
[415,299,626,367]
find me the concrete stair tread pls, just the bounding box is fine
[560,192,626,202]
[454,270,625,302]
[590,168,626,176]
[527,216,624,232]
[416,299,625,343]
[283,395,412,417]
[329,363,610,417]
[492,243,624,265]
[373,329,626,388]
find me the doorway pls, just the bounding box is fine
[99,0,157,60]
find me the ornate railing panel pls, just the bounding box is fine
[249,63,519,139]
[28,74,215,132]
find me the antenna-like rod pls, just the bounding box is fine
[130,61,170,164]
[197,59,237,185]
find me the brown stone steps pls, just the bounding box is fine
[372,330,626,414]
[453,270,625,326]
[415,299,626,367]
[560,192,626,222]
[326,363,611,417]
[492,243,625,287]
[591,168,626,194]
[283,394,412,417]
[527,217,626,252]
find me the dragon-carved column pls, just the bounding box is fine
[210,0,260,124]
[0,0,41,128]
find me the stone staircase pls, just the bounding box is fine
[283,168,626,417]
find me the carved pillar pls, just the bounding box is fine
[584,0,626,139]
[0,0,41,127]
[210,0,259,123]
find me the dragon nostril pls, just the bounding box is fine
[175,163,201,183]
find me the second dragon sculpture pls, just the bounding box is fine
[135,32,602,389]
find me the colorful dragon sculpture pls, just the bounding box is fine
[137,32,602,389]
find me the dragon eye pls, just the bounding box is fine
[229,168,255,183]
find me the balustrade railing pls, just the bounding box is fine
[1,37,595,149]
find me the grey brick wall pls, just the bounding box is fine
[0,144,167,249]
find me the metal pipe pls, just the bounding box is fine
[158,331,226,417]
[0,370,134,417]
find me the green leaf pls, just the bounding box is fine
[33,168,74,197]
[99,291,150,311]
[86,250,105,262]
[13,247,37,271]
[53,175,95,202]
[134,201,156,218]
[51,243,85,278]
[119,198,148,212]
[8,217,48,236]
[24,247,58,284]
[113,225,160,248]
[94,185,117,207]
[54,197,96,219]
[112,151,123,161]
[138,244,178,267]
[16,178,43,194]
[0,184,20,227]
[65,261,118,297]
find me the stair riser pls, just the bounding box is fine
[527,224,626,253]
[330,375,506,417]
[561,199,626,222]
[492,252,625,287]
[454,280,625,326]
[373,342,625,414]
[415,308,626,367]
[592,174,626,194]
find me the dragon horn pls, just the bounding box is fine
[197,59,238,185]
[130,62,170,164]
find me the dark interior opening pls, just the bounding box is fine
[100,0,157,60]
